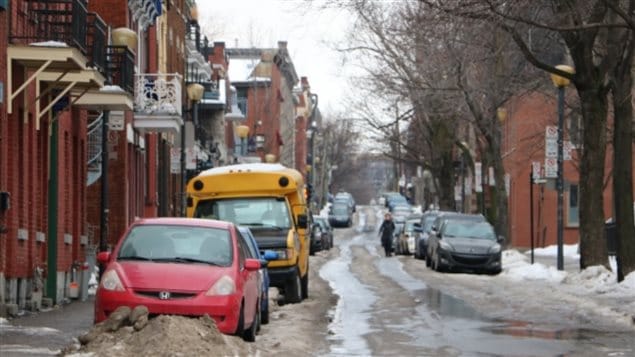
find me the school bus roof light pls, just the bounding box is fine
[193,180,204,191]
[278,176,289,188]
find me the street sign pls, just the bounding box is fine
[545,137,557,158]
[532,161,541,179]
[545,158,557,178]
[545,126,558,139]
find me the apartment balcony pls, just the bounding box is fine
[133,73,183,134]
[7,0,108,117]
[73,45,135,112]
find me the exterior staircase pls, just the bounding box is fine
[87,111,103,186]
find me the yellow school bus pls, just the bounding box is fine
[186,163,309,304]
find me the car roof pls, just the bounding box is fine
[133,217,233,229]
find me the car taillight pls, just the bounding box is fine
[100,269,124,291]
[205,275,236,296]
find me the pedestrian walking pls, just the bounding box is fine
[378,212,395,257]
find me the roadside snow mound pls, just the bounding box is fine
[563,265,615,292]
[63,308,249,356]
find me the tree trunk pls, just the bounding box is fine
[577,88,609,269]
[437,152,457,210]
[612,67,635,282]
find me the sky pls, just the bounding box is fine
[196,0,355,115]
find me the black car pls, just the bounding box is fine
[313,216,334,249]
[328,203,352,227]
[427,218,503,274]
[425,212,486,264]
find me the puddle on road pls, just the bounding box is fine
[319,234,376,357]
[369,242,633,356]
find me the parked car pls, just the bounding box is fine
[329,202,353,227]
[238,226,274,326]
[310,215,325,255]
[427,218,502,274]
[413,210,443,260]
[426,212,486,264]
[94,217,262,342]
[334,191,356,212]
[313,216,334,249]
[391,215,406,253]
[400,216,421,255]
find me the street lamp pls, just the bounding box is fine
[236,124,250,156]
[550,64,575,271]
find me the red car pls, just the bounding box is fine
[94,217,261,341]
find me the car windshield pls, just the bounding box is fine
[422,215,437,232]
[332,205,348,215]
[194,197,291,229]
[117,224,233,266]
[443,221,496,240]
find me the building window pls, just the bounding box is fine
[567,183,579,227]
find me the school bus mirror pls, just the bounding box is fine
[297,214,308,229]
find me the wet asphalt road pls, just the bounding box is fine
[319,206,635,357]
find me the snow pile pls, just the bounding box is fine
[563,265,616,293]
[502,250,567,283]
[63,312,249,357]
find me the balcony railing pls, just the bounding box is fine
[134,74,182,116]
[106,46,135,94]
[87,13,107,74]
[9,0,88,53]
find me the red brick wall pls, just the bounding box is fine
[88,0,129,28]
[503,92,619,248]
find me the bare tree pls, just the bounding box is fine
[418,0,635,277]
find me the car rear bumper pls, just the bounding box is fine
[94,289,242,334]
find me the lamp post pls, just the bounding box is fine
[183,83,204,216]
[550,64,575,271]
[236,124,250,157]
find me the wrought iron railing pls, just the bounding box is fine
[134,74,183,116]
[9,0,88,53]
[106,46,135,94]
[87,12,107,74]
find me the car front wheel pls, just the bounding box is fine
[285,269,302,304]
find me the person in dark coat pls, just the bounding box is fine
[378,212,395,257]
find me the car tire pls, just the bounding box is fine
[301,265,309,300]
[285,269,302,304]
[261,296,269,325]
[235,303,245,336]
[242,302,257,342]
[433,252,444,272]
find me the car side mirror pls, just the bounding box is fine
[97,251,111,264]
[297,214,308,229]
[259,259,269,268]
[263,250,278,261]
[245,258,261,271]
[497,235,505,244]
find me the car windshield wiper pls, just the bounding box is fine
[173,257,225,265]
[117,255,152,261]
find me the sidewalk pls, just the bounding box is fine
[0,297,95,357]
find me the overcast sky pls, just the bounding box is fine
[196,0,355,115]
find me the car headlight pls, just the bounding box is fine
[271,248,293,260]
[489,243,502,254]
[439,240,453,251]
[206,275,236,296]
[100,269,124,291]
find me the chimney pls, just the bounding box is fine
[301,76,310,90]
